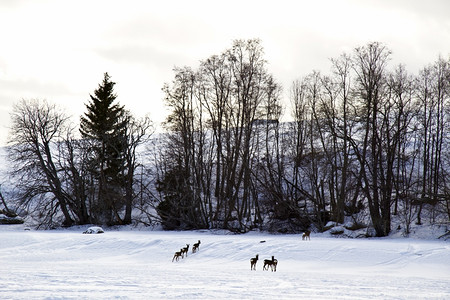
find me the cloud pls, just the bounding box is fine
[0,0,449,146]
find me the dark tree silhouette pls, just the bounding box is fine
[80,73,128,224]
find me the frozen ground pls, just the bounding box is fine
[0,226,449,300]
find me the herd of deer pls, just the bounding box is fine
[172,231,311,271]
[250,255,278,272]
[250,231,311,272]
[172,240,201,262]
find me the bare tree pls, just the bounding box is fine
[197,53,233,227]
[286,73,331,230]
[284,78,314,229]
[215,39,283,230]
[121,113,154,224]
[8,99,74,227]
[416,57,450,224]
[329,53,359,223]
[58,134,91,224]
[352,42,392,236]
[158,66,208,229]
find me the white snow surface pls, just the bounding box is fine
[0,226,449,300]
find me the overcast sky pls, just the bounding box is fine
[0,0,449,146]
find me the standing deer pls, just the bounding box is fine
[302,230,311,241]
[172,249,183,262]
[192,240,201,253]
[181,244,190,257]
[263,256,278,272]
[250,254,259,270]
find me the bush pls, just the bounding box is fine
[156,199,181,230]
[0,217,24,224]
[0,209,24,224]
[330,226,345,235]
[83,226,105,234]
[344,222,367,231]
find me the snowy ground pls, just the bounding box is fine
[0,225,449,300]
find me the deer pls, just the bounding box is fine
[263,256,278,272]
[181,244,190,257]
[250,254,259,270]
[172,249,183,262]
[192,240,201,253]
[302,230,311,241]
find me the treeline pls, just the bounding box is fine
[7,74,153,227]
[5,39,449,236]
[155,40,449,236]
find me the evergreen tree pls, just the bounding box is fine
[80,73,127,224]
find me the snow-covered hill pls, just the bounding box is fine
[0,225,449,299]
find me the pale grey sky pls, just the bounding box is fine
[1,0,449,146]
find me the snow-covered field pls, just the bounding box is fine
[0,225,449,299]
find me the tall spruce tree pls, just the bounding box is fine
[80,73,127,224]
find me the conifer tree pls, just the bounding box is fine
[80,73,127,224]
